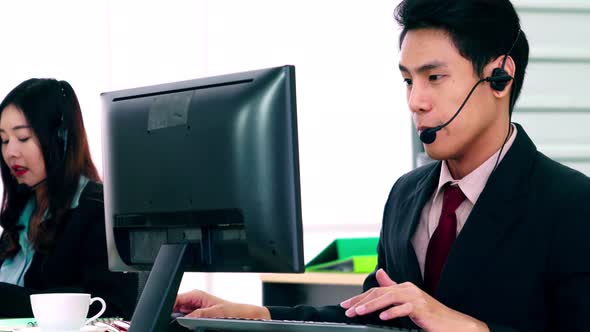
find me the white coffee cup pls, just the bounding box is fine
[30,293,106,332]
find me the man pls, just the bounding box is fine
[174,0,590,331]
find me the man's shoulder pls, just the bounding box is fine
[534,152,590,189]
[530,152,590,206]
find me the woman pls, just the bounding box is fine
[0,79,137,318]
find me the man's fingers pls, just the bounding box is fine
[341,290,373,309]
[176,290,204,305]
[347,286,417,317]
[174,291,200,312]
[344,288,390,317]
[379,302,414,320]
[173,304,190,313]
[342,269,396,309]
[376,269,397,287]
[174,289,224,313]
[186,305,225,318]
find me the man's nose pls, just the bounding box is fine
[408,84,432,114]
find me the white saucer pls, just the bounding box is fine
[15,326,107,332]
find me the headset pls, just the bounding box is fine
[419,29,521,145]
[57,83,69,155]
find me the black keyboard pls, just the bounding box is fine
[176,317,423,332]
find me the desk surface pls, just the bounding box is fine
[260,272,368,286]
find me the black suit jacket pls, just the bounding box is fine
[269,124,590,332]
[0,182,138,319]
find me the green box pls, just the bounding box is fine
[305,237,378,273]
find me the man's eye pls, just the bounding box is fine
[403,78,413,86]
[429,74,444,81]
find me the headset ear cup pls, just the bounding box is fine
[490,67,511,91]
[57,126,68,155]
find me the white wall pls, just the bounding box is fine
[0,1,109,172]
[1,0,410,305]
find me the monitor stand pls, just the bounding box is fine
[128,243,192,332]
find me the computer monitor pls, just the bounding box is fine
[101,65,303,332]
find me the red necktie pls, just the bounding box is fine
[424,184,466,294]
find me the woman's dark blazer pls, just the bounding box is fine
[0,181,138,319]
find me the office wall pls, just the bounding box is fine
[0,1,109,170]
[512,1,590,175]
[0,1,409,305]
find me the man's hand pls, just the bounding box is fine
[340,269,489,332]
[174,289,271,319]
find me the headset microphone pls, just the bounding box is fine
[419,125,443,145]
[419,77,486,144]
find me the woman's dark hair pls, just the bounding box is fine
[0,78,100,258]
[394,0,529,114]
